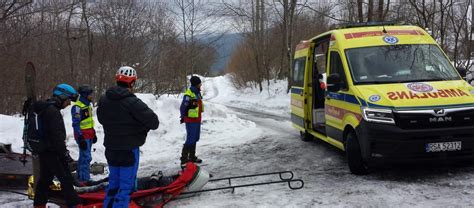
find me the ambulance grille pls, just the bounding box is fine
[394,108,474,129]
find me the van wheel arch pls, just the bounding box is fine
[343,126,369,175]
[342,125,356,146]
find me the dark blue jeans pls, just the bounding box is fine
[185,122,201,145]
[77,139,92,182]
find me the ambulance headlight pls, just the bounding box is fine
[362,108,395,124]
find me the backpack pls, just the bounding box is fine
[25,101,50,154]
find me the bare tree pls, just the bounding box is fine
[0,0,32,22]
[367,0,374,21]
[0,0,193,114]
[272,0,301,92]
[221,0,267,91]
[172,0,222,89]
[357,0,363,22]
[448,0,472,68]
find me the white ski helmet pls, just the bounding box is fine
[116,66,137,86]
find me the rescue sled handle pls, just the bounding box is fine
[209,170,295,183]
[181,179,304,195]
[181,170,304,195]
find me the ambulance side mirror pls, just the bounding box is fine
[327,73,341,92]
[456,67,467,79]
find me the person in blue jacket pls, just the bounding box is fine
[97,66,159,207]
[71,85,96,184]
[179,76,204,166]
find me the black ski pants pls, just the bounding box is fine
[33,151,80,206]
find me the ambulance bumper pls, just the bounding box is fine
[356,121,474,166]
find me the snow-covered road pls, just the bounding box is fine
[169,76,474,207]
[1,75,474,207]
[170,99,474,207]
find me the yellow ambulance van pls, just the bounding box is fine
[290,23,474,175]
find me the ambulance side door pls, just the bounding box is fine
[325,50,349,143]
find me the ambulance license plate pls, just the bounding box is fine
[425,141,461,152]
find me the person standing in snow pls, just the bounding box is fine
[33,84,81,208]
[71,85,97,184]
[179,76,204,166]
[97,66,159,207]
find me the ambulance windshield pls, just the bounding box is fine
[345,44,460,85]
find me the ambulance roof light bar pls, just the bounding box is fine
[337,21,403,29]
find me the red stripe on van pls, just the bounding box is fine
[325,105,362,121]
[295,41,310,50]
[344,30,424,39]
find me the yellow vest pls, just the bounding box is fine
[184,89,204,118]
[74,100,94,129]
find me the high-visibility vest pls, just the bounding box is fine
[184,88,204,118]
[74,100,94,129]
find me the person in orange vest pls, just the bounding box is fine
[71,85,97,183]
[179,76,204,166]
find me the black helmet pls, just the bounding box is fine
[190,76,201,87]
[78,85,93,95]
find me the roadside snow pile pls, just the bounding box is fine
[0,75,290,206]
[0,114,23,153]
[204,75,290,117]
[0,75,280,173]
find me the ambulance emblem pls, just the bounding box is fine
[406,83,433,93]
[369,95,381,102]
[383,36,398,44]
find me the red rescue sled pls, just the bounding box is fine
[77,162,207,208]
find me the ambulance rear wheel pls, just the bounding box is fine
[346,131,369,175]
[300,131,313,142]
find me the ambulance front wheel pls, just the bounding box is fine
[300,131,313,142]
[346,131,369,175]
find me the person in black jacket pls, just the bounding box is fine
[98,66,159,207]
[33,83,80,208]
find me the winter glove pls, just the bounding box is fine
[180,117,184,124]
[92,136,98,144]
[60,151,74,167]
[78,135,87,150]
[65,153,74,163]
[187,99,198,110]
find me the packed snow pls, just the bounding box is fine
[1,75,474,207]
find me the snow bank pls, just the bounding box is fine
[0,75,276,173]
[203,75,290,117]
[0,114,24,153]
[0,75,288,206]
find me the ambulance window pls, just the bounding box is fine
[329,52,348,90]
[293,57,306,86]
[314,41,329,74]
[346,44,459,84]
[315,54,326,74]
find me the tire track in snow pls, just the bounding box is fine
[225,105,289,122]
[204,77,290,129]
[202,78,220,101]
